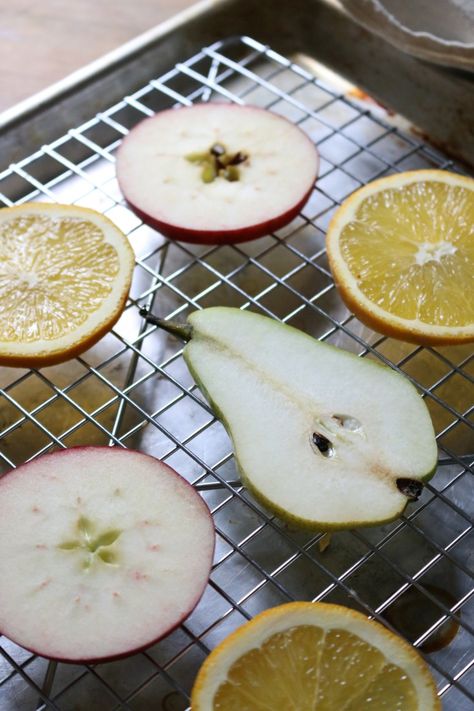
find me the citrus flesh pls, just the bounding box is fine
[191,602,440,710]
[0,203,135,367]
[326,171,474,345]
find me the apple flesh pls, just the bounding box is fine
[116,104,319,244]
[0,447,215,663]
[144,307,437,530]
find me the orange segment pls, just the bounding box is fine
[0,203,135,367]
[215,625,324,709]
[326,170,474,345]
[345,662,418,710]
[316,628,387,709]
[214,626,416,711]
[191,602,440,711]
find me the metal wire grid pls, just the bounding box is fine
[0,34,472,710]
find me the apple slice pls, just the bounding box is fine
[116,104,319,244]
[0,447,214,663]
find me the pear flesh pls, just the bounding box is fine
[183,308,437,529]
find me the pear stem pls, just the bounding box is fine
[140,307,193,342]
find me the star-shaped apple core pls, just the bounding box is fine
[58,516,122,570]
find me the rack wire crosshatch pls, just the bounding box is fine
[0,35,472,710]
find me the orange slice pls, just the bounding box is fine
[326,170,474,345]
[191,602,440,710]
[0,203,134,367]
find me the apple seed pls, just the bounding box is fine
[210,143,226,157]
[228,151,248,166]
[186,144,248,183]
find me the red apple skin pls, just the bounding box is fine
[116,104,319,245]
[123,185,315,245]
[0,446,215,664]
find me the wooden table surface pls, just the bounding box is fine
[0,0,197,113]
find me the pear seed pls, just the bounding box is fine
[312,432,334,458]
[332,414,362,431]
[396,478,423,500]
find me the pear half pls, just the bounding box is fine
[155,308,437,529]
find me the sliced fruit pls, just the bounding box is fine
[0,447,215,662]
[191,601,440,710]
[0,202,135,368]
[144,307,437,530]
[326,170,474,345]
[116,104,319,244]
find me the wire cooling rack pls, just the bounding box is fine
[0,35,473,710]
